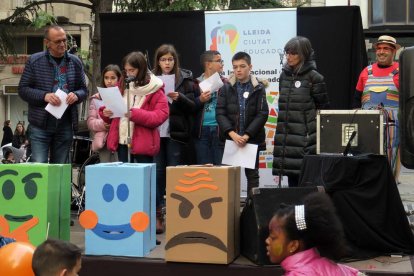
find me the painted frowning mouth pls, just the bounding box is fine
[5,214,33,222]
[165,231,228,252]
[91,223,135,240]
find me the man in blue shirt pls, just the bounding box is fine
[194,50,226,165]
[18,25,87,163]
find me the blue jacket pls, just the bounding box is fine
[18,50,88,131]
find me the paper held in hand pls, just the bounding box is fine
[97,86,127,118]
[45,89,69,119]
[158,74,175,104]
[199,72,224,93]
[221,139,258,169]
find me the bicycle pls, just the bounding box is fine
[71,152,100,216]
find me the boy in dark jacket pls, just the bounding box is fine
[216,52,269,194]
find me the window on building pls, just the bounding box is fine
[370,0,414,26]
[12,35,81,55]
[27,36,44,54]
[410,0,414,23]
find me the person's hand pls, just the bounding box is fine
[200,90,212,103]
[66,92,78,105]
[167,92,179,101]
[45,92,61,106]
[104,123,110,130]
[229,131,247,147]
[124,111,131,118]
[103,108,113,118]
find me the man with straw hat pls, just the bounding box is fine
[353,35,401,182]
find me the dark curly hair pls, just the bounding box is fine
[274,192,347,260]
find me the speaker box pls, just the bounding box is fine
[399,47,414,169]
[240,187,322,265]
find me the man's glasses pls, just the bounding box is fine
[210,59,224,65]
[284,51,298,56]
[160,58,174,63]
[48,39,67,45]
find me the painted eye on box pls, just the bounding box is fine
[102,183,114,202]
[24,179,38,199]
[198,197,223,219]
[2,180,15,200]
[171,193,194,218]
[117,183,129,202]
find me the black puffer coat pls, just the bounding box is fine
[216,74,269,151]
[169,68,197,143]
[272,60,329,177]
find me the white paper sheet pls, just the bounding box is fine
[158,74,175,104]
[97,86,127,118]
[199,72,224,93]
[221,139,258,169]
[45,89,69,119]
[93,98,104,110]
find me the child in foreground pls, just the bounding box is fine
[266,192,365,275]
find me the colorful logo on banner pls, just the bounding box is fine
[209,24,239,54]
[205,10,296,190]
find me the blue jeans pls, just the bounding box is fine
[29,117,73,164]
[154,137,182,208]
[194,126,223,165]
[117,144,153,163]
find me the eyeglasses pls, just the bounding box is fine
[160,58,174,63]
[48,39,67,45]
[210,59,224,65]
[284,51,298,56]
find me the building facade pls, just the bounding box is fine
[1,0,412,142]
[0,0,92,137]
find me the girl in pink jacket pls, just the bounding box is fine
[266,193,364,276]
[100,51,169,163]
[87,64,121,162]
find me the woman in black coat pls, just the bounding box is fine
[1,120,13,147]
[12,122,27,149]
[273,36,329,187]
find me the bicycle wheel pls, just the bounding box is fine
[77,153,100,193]
[72,153,100,214]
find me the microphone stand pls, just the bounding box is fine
[126,79,131,163]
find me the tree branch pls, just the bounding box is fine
[0,0,94,25]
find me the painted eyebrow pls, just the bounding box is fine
[198,197,223,206]
[171,193,191,204]
[0,170,18,178]
[22,173,42,183]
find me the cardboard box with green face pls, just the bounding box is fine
[0,164,71,246]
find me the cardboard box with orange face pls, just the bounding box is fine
[165,166,240,264]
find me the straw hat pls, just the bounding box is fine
[374,35,401,50]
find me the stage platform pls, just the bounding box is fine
[70,212,414,276]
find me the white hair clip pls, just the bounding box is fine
[295,205,307,231]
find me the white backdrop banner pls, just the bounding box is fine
[205,9,296,196]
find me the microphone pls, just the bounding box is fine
[343,130,357,156]
[125,76,135,83]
